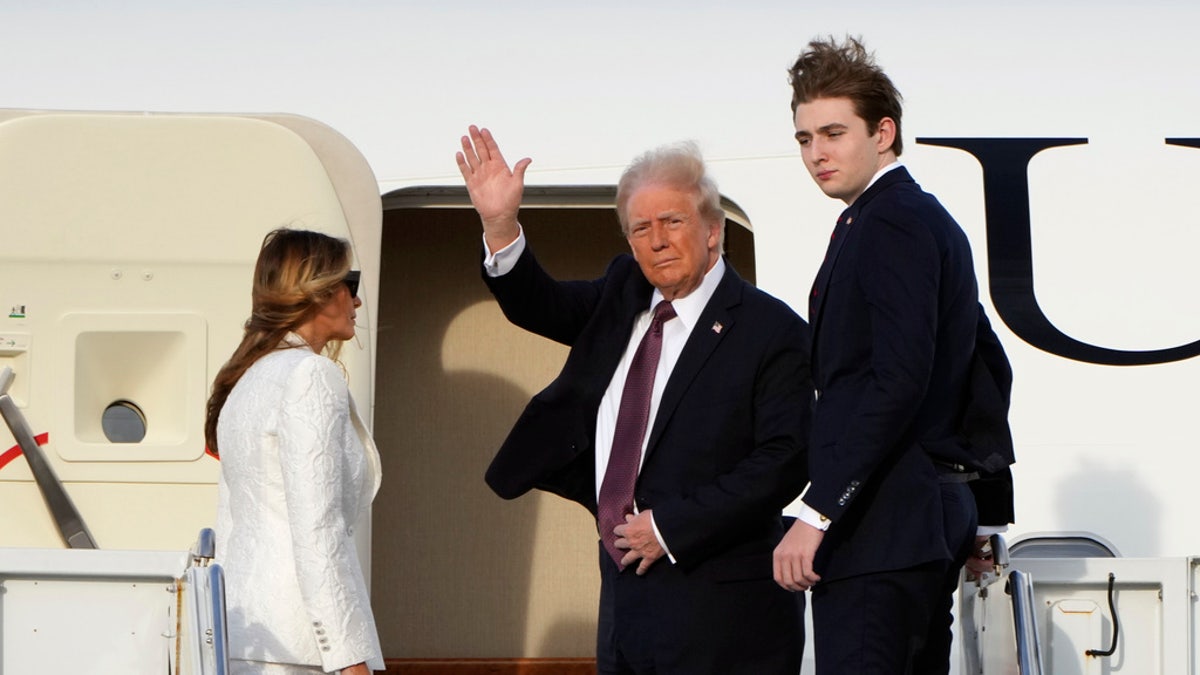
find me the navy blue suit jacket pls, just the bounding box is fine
[484,245,811,576]
[807,166,981,582]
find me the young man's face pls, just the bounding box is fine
[793,96,895,205]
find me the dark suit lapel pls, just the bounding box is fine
[809,215,850,335]
[644,262,742,455]
[583,260,656,404]
[809,166,915,342]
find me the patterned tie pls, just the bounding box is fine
[597,300,677,568]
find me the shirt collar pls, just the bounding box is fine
[860,160,902,197]
[649,256,726,332]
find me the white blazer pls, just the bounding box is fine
[215,335,384,672]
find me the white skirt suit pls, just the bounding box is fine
[215,335,384,673]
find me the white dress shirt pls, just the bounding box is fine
[485,228,727,559]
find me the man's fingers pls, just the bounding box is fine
[774,549,817,592]
[802,565,822,586]
[469,125,489,161]
[454,151,471,181]
[478,126,500,163]
[773,553,796,591]
[513,157,532,181]
[459,134,480,172]
[778,568,805,592]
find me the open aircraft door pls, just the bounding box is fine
[370,186,758,664]
[0,109,381,553]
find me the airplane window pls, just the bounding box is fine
[101,400,147,443]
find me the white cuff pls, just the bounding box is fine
[482,225,526,277]
[649,512,677,564]
[796,502,831,531]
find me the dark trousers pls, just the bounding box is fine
[812,562,945,675]
[913,480,978,675]
[595,543,805,675]
[812,481,977,675]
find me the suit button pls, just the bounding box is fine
[347,525,354,536]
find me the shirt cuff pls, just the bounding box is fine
[649,512,677,564]
[797,502,831,531]
[976,524,1009,537]
[482,225,525,277]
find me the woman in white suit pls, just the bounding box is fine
[206,229,384,675]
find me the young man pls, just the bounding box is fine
[773,37,1008,674]
[458,126,809,674]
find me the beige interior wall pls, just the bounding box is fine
[372,205,755,658]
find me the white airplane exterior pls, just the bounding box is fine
[2,2,1199,673]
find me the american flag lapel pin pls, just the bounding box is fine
[712,321,723,334]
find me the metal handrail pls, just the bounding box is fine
[191,527,217,564]
[1009,569,1046,675]
[0,366,96,548]
[991,533,1010,571]
[205,563,230,675]
[182,555,230,675]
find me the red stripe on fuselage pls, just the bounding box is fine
[0,432,50,471]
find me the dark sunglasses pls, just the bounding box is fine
[342,270,361,298]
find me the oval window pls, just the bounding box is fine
[101,400,147,443]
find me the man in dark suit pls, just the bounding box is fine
[456,125,809,674]
[772,38,1010,674]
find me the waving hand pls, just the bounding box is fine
[456,125,532,252]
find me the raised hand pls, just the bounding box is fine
[455,125,532,251]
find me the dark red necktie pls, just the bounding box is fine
[597,300,677,568]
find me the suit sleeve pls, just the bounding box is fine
[968,307,1016,526]
[803,206,941,520]
[278,356,380,672]
[651,310,812,565]
[483,242,609,346]
[971,468,1014,526]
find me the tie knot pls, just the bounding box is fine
[652,300,677,326]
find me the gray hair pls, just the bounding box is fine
[615,141,725,252]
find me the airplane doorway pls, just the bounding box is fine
[372,186,755,667]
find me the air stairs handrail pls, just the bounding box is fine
[1009,568,1046,675]
[182,528,230,675]
[0,366,97,548]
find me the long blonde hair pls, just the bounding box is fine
[204,228,352,456]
